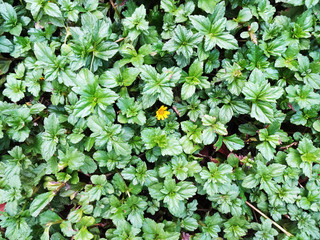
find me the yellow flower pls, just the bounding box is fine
[156,105,170,120]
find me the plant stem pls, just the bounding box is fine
[115,37,125,43]
[90,54,95,72]
[109,0,121,19]
[245,201,293,237]
[19,201,28,216]
[53,182,67,195]
[46,219,63,227]
[64,26,70,45]
[197,221,206,227]
[279,142,298,150]
[117,171,131,197]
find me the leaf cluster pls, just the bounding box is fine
[1,0,320,239]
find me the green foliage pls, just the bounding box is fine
[1,0,320,239]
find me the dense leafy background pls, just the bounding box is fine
[0,0,320,239]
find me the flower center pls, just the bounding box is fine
[157,109,165,115]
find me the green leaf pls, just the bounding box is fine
[200,163,233,195]
[189,15,211,35]
[149,179,196,212]
[60,220,77,237]
[87,116,132,155]
[198,0,220,14]
[223,216,249,240]
[223,134,244,151]
[189,60,204,78]
[94,150,130,171]
[243,77,283,123]
[113,140,132,156]
[236,8,252,22]
[201,129,216,145]
[163,25,202,61]
[73,69,119,118]
[0,216,32,239]
[161,137,183,156]
[39,210,62,226]
[212,32,238,50]
[126,195,148,228]
[100,67,140,87]
[252,218,278,239]
[256,127,281,160]
[182,217,198,231]
[313,120,320,132]
[242,174,260,189]
[117,97,146,125]
[80,156,97,174]
[196,213,222,238]
[0,3,17,21]
[177,181,197,199]
[286,85,320,110]
[305,0,319,8]
[303,73,320,90]
[201,115,227,145]
[123,5,149,41]
[44,2,62,18]
[94,41,118,61]
[0,36,13,53]
[181,83,196,100]
[40,227,50,240]
[140,65,180,107]
[34,42,56,66]
[74,227,93,240]
[141,128,182,156]
[30,192,55,217]
[181,60,210,100]
[58,147,86,171]
[41,114,65,160]
[3,75,25,102]
[216,62,246,95]
[190,15,238,51]
[243,81,283,103]
[286,149,301,168]
[0,59,12,75]
[0,3,18,33]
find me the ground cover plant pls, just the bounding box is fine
[0,0,320,239]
